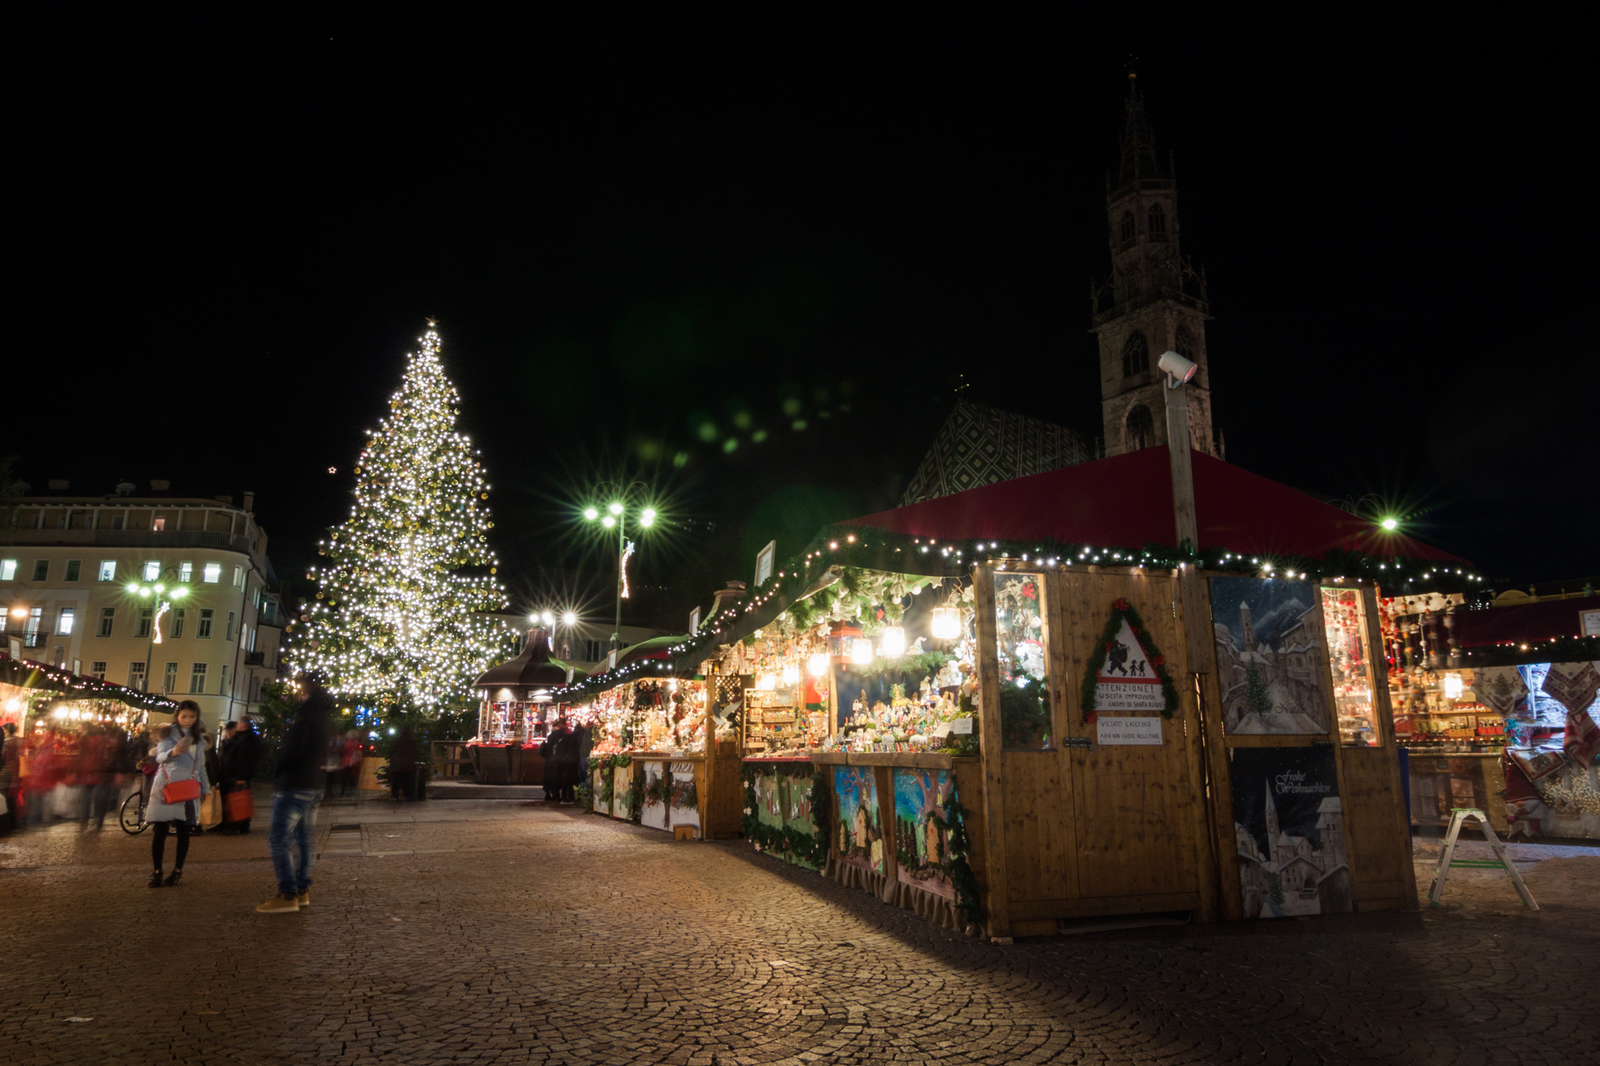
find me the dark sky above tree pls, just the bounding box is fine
[13,10,1595,627]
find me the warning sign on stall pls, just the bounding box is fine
[1095,619,1166,713]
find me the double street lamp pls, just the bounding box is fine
[580,486,659,654]
[127,569,189,693]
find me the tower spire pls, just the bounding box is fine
[1118,71,1161,189]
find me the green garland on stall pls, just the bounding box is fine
[626,786,643,824]
[740,765,829,868]
[647,770,674,807]
[598,772,615,810]
[937,783,982,927]
[682,779,699,811]
[1079,597,1180,722]
[803,767,832,869]
[576,781,594,814]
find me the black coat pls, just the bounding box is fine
[221,728,262,783]
[274,689,334,791]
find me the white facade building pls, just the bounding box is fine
[1,489,281,730]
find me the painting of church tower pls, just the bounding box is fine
[1091,74,1218,458]
[1230,746,1353,919]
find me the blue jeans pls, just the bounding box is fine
[268,789,320,896]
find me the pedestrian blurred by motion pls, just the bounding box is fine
[146,701,210,888]
[0,722,20,834]
[22,726,61,827]
[389,728,419,801]
[81,723,122,831]
[219,717,262,834]
[257,678,332,913]
[340,731,363,795]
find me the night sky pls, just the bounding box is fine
[13,12,1595,626]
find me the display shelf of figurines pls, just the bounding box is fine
[1391,673,1505,754]
[743,688,828,756]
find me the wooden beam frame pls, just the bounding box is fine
[971,562,1010,938]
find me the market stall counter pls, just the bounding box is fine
[589,752,709,835]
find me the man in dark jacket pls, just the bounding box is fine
[219,716,263,834]
[256,680,333,914]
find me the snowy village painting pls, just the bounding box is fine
[1210,576,1333,735]
[892,768,955,900]
[1229,746,1352,918]
[834,766,885,875]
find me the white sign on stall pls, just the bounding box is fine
[1096,716,1164,745]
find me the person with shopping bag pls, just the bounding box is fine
[219,716,262,834]
[146,701,210,888]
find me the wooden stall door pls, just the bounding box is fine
[1060,570,1200,905]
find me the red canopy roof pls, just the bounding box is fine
[840,446,1465,563]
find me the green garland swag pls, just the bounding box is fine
[576,781,594,814]
[626,787,643,824]
[1080,597,1180,722]
[598,772,615,810]
[939,783,982,927]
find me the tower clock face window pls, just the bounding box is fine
[1119,211,1136,242]
[1121,331,1150,377]
[1126,405,1155,451]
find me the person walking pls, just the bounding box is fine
[256,679,333,914]
[219,716,262,834]
[388,728,419,802]
[0,722,20,834]
[146,701,210,888]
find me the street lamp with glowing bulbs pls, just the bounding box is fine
[580,483,662,652]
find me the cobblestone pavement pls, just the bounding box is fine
[2,801,1597,1066]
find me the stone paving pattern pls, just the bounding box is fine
[2,798,1597,1065]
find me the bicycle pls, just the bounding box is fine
[119,779,151,835]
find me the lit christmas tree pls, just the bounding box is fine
[291,323,512,716]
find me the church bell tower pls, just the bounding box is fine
[1091,75,1217,458]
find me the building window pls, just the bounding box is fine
[247,625,257,652]
[110,515,125,530]
[90,661,107,680]
[0,560,15,581]
[172,608,185,639]
[1120,210,1136,242]
[249,676,261,703]
[1126,404,1156,451]
[23,607,43,646]
[189,663,208,694]
[197,609,213,639]
[99,607,116,637]
[163,662,178,694]
[32,560,49,581]
[1121,330,1150,377]
[179,561,193,583]
[233,566,244,590]
[1148,202,1166,234]
[203,563,221,584]
[65,560,81,582]
[98,560,117,582]
[252,587,260,609]
[129,662,147,690]
[137,608,154,639]
[219,664,229,696]
[57,607,75,635]
[1176,324,1196,360]
[143,561,160,581]
[152,517,166,532]
[226,611,236,641]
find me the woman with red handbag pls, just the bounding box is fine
[145,700,210,888]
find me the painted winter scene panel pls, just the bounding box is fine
[834,766,885,875]
[1211,576,1332,735]
[1229,746,1352,919]
[668,762,699,831]
[893,768,956,899]
[783,769,821,870]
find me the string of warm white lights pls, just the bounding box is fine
[287,326,511,713]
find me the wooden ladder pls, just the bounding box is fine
[1428,808,1538,911]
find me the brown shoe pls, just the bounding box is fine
[255,893,300,914]
[296,891,310,908]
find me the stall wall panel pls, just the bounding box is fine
[1000,753,1077,902]
[669,762,701,832]
[1337,749,1409,898]
[1075,764,1188,898]
[640,761,670,831]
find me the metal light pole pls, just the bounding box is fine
[581,483,658,656]
[128,567,190,694]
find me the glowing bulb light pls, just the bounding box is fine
[808,652,829,677]
[879,626,906,657]
[851,638,873,665]
[930,606,961,640]
[782,663,800,685]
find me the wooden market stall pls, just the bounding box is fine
[468,627,581,785]
[668,444,1473,935]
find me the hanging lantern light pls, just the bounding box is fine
[757,672,778,690]
[781,663,800,686]
[850,638,873,665]
[931,605,962,641]
[879,626,906,657]
[807,651,829,677]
